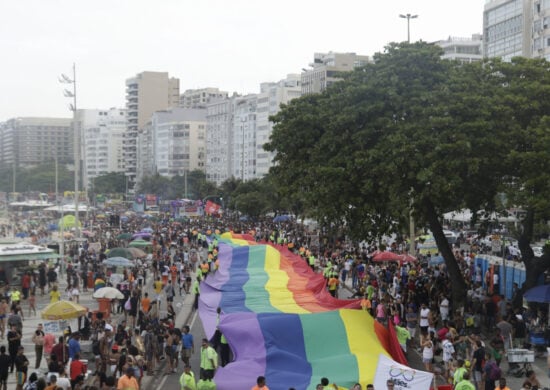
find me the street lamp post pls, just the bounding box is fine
[241,117,246,182]
[399,13,418,43]
[59,63,80,238]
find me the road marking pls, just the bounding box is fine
[157,373,168,389]
[190,310,198,328]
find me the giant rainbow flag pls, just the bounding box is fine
[199,232,409,390]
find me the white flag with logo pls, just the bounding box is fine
[374,354,433,390]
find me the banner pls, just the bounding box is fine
[205,200,221,215]
[145,194,157,207]
[44,320,68,333]
[374,354,433,390]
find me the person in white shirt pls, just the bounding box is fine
[442,333,456,381]
[419,303,430,335]
[440,294,450,321]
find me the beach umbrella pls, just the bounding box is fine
[398,254,418,264]
[92,287,124,300]
[428,255,445,266]
[273,215,291,223]
[132,232,151,239]
[141,227,154,233]
[102,257,133,267]
[372,251,402,262]
[15,232,29,238]
[129,239,152,248]
[94,278,106,291]
[127,247,147,258]
[106,247,134,259]
[41,301,88,320]
[524,284,550,303]
[116,232,132,240]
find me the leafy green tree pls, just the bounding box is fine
[136,174,171,198]
[0,162,73,193]
[497,57,550,293]
[267,42,514,307]
[92,172,127,195]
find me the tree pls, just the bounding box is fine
[92,172,127,194]
[497,57,550,293]
[136,174,171,198]
[267,42,514,308]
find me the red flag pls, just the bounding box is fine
[205,200,221,215]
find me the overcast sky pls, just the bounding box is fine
[0,0,484,120]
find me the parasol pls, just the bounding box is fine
[41,301,88,320]
[102,257,133,267]
[129,239,152,248]
[92,286,124,300]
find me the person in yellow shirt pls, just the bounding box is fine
[49,286,60,303]
[180,365,196,390]
[153,278,163,295]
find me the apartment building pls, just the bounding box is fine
[78,108,126,190]
[435,34,483,62]
[301,52,370,95]
[137,108,207,180]
[0,117,72,168]
[483,0,543,60]
[125,71,180,189]
[180,87,228,109]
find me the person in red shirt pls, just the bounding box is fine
[70,353,86,387]
[21,273,31,300]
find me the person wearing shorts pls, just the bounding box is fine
[14,346,28,390]
[419,303,430,335]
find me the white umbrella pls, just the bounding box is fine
[92,287,124,300]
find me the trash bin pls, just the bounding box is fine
[87,271,94,289]
[97,298,111,318]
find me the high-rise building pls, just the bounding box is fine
[435,34,483,63]
[124,71,180,189]
[78,108,126,190]
[205,97,235,185]
[255,74,302,177]
[180,87,228,109]
[146,108,207,178]
[0,117,72,168]
[301,52,370,95]
[205,94,257,185]
[482,0,549,60]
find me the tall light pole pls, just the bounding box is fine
[59,63,80,238]
[399,13,418,43]
[241,117,246,182]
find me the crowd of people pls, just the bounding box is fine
[0,209,548,390]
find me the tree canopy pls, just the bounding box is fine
[266,41,550,304]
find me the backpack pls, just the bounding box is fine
[487,361,501,380]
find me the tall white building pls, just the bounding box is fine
[124,71,180,189]
[138,108,207,179]
[78,108,126,190]
[205,75,302,185]
[482,0,550,60]
[205,94,257,185]
[180,88,228,109]
[255,74,301,177]
[206,98,234,185]
[301,52,370,95]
